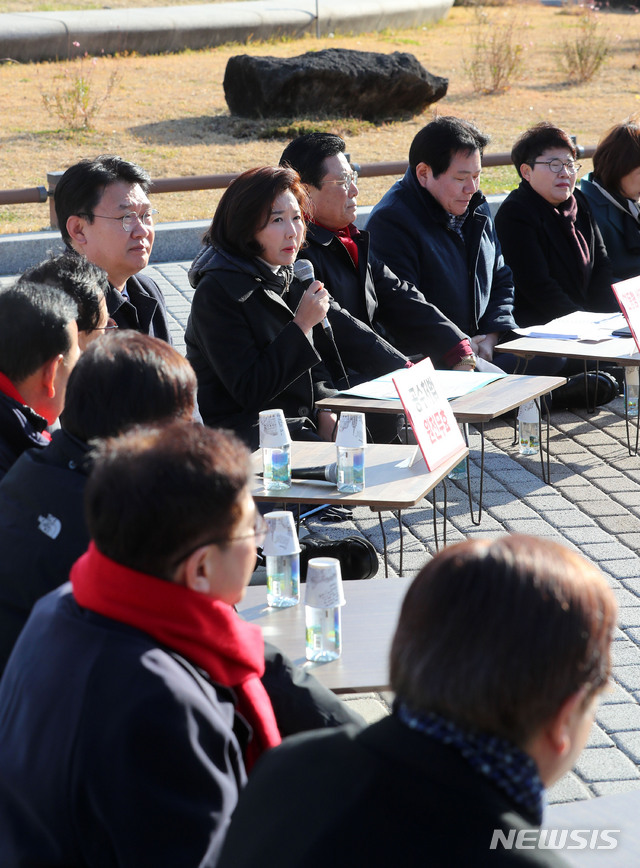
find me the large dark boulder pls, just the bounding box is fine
[223,48,447,121]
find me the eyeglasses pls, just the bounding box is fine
[532,159,582,175]
[171,513,268,568]
[81,208,159,232]
[322,171,358,191]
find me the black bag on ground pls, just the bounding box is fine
[299,532,379,581]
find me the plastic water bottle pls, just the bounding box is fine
[266,552,300,608]
[448,457,467,480]
[518,401,540,455]
[262,444,291,491]
[336,446,365,493]
[305,605,341,661]
[626,367,639,418]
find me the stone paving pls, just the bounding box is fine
[5,259,640,806]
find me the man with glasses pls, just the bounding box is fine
[495,122,617,329]
[366,116,518,371]
[55,155,172,343]
[280,133,478,376]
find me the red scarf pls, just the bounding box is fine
[0,371,26,404]
[71,543,281,770]
[312,219,360,267]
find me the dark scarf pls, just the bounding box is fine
[71,542,281,770]
[396,701,544,824]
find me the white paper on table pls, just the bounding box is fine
[514,311,627,342]
[338,368,505,402]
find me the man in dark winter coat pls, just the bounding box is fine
[367,116,517,369]
[280,133,479,373]
[0,283,79,482]
[54,154,172,343]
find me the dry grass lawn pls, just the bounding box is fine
[2,1,640,234]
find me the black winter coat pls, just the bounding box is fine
[219,715,567,867]
[495,181,617,328]
[0,390,50,483]
[367,170,516,339]
[301,222,468,364]
[0,428,91,677]
[184,249,338,448]
[106,272,172,343]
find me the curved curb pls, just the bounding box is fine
[0,0,453,63]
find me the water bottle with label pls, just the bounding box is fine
[626,367,639,418]
[336,446,365,493]
[266,552,300,608]
[335,412,366,494]
[304,557,345,662]
[263,511,300,608]
[518,400,540,455]
[262,445,291,491]
[259,409,292,491]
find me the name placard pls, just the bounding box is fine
[392,358,465,471]
[612,276,640,353]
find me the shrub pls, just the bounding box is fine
[464,6,525,95]
[560,10,610,84]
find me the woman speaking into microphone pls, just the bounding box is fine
[185,165,343,449]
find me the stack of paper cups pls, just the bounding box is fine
[304,557,346,661]
[335,412,366,493]
[259,409,292,491]
[263,511,301,608]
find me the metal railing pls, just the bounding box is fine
[0,146,597,231]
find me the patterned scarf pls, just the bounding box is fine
[396,701,544,823]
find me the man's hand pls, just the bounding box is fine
[316,409,338,441]
[470,332,500,361]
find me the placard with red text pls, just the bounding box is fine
[612,276,640,353]
[392,358,465,471]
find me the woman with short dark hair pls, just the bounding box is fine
[185,166,340,449]
[580,117,640,281]
[495,122,617,329]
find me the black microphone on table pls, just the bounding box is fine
[293,259,333,338]
[291,463,338,484]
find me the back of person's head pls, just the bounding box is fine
[511,122,577,179]
[0,283,77,384]
[85,421,251,579]
[409,116,490,177]
[593,116,640,194]
[18,252,107,333]
[55,155,151,245]
[390,535,616,748]
[61,331,196,442]
[205,165,310,258]
[280,133,346,188]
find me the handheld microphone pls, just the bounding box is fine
[293,259,332,338]
[291,463,338,484]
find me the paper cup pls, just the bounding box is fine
[335,412,366,448]
[304,557,346,608]
[259,409,292,447]
[262,511,301,556]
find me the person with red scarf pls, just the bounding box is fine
[0,421,280,867]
